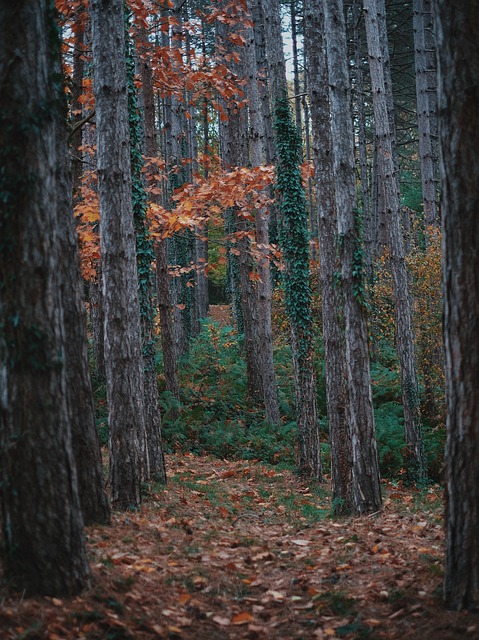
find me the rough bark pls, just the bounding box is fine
[323,0,382,513]
[364,0,428,482]
[137,25,180,403]
[71,7,86,201]
[260,0,322,479]
[0,0,91,595]
[90,0,146,510]
[127,20,166,483]
[57,103,110,526]
[243,0,280,425]
[352,0,372,281]
[290,0,302,135]
[413,0,438,229]
[436,0,479,610]
[305,0,353,512]
[89,277,106,381]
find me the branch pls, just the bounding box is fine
[69,110,96,140]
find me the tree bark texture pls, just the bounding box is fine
[305,0,353,511]
[243,0,280,425]
[90,0,146,510]
[127,21,166,484]
[364,0,428,482]
[217,9,264,403]
[436,0,479,610]
[352,0,372,282]
[261,0,322,479]
[323,0,381,513]
[137,25,180,403]
[413,0,438,229]
[57,99,110,526]
[0,0,91,595]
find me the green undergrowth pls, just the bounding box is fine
[157,319,444,480]
[92,317,444,481]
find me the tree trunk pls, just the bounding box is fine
[436,0,479,610]
[305,0,353,512]
[352,0,372,282]
[244,0,280,425]
[126,18,166,483]
[89,277,106,381]
[413,0,438,230]
[90,0,146,510]
[260,0,322,479]
[137,25,180,403]
[364,0,428,482]
[323,0,381,513]
[57,104,110,525]
[0,0,91,595]
[290,0,302,135]
[71,7,86,201]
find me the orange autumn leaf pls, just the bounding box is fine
[231,612,254,625]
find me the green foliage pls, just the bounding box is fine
[160,320,298,465]
[273,95,313,360]
[374,401,406,475]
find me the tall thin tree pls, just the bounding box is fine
[304,0,353,511]
[323,0,381,513]
[364,0,428,482]
[260,0,322,478]
[90,0,146,509]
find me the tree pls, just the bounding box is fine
[0,0,91,594]
[436,0,479,610]
[242,0,280,425]
[413,0,438,229]
[90,0,147,509]
[136,23,181,404]
[260,0,322,479]
[304,0,352,511]
[364,0,427,482]
[58,88,111,526]
[323,0,381,513]
[126,16,167,483]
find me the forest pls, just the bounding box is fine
[0,0,478,637]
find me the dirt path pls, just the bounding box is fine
[1,455,476,639]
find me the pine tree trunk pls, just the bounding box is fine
[137,25,180,403]
[217,7,264,404]
[244,0,280,425]
[305,0,353,512]
[260,0,322,479]
[90,0,146,510]
[127,19,166,483]
[436,0,479,610]
[364,0,427,482]
[0,0,91,595]
[323,0,381,513]
[71,8,86,201]
[89,277,106,381]
[57,108,110,525]
[290,0,302,134]
[352,0,372,282]
[413,0,438,229]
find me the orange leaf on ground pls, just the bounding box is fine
[231,612,254,625]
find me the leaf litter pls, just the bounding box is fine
[0,454,477,639]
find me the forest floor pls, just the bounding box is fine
[1,454,477,640]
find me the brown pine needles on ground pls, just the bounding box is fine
[1,454,477,639]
